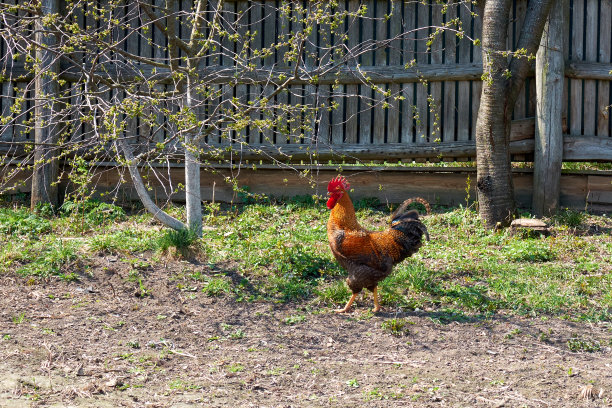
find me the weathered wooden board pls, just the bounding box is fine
[3,164,596,212]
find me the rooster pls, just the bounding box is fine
[326,176,429,313]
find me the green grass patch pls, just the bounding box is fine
[1,201,610,321]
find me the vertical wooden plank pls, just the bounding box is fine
[372,86,385,145]
[343,0,360,144]
[512,0,528,120]
[152,0,166,65]
[330,0,348,64]
[415,1,429,143]
[386,2,401,144]
[443,2,457,143]
[331,84,344,145]
[402,0,416,66]
[570,0,584,135]
[597,0,611,137]
[374,0,388,65]
[1,81,13,141]
[317,85,331,145]
[401,83,415,144]
[221,0,236,68]
[457,1,471,142]
[276,0,289,68]
[235,0,248,143]
[471,80,482,141]
[472,1,483,64]
[68,83,81,143]
[429,2,443,142]
[346,0,360,67]
[372,0,387,146]
[262,1,276,68]
[344,86,358,144]
[361,0,374,66]
[388,0,401,66]
[582,0,597,136]
[276,89,288,145]
[358,85,372,144]
[387,83,400,144]
[457,79,471,142]
[358,1,374,144]
[289,86,303,144]
[262,84,275,145]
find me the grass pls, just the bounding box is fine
[0,198,611,321]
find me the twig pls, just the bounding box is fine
[169,349,197,359]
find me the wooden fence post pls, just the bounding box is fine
[532,0,567,216]
[31,0,60,210]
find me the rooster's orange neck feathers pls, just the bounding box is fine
[328,190,360,231]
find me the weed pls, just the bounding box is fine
[315,279,351,306]
[168,379,202,391]
[134,277,150,297]
[60,199,125,227]
[283,314,306,325]
[227,363,244,373]
[363,387,385,401]
[17,240,78,278]
[553,209,585,228]
[229,329,245,340]
[0,208,51,236]
[504,240,556,262]
[127,341,140,349]
[12,313,26,324]
[429,308,470,324]
[157,228,199,255]
[346,379,359,388]
[202,277,232,297]
[567,336,602,352]
[381,318,413,336]
[505,329,522,339]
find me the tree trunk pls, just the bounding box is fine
[117,136,187,231]
[476,0,515,228]
[31,0,59,210]
[533,0,567,216]
[184,74,203,236]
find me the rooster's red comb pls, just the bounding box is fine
[328,175,350,192]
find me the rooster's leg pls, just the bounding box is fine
[372,287,381,313]
[335,293,358,313]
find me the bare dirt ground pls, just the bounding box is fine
[1,255,610,408]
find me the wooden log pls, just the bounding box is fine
[533,0,566,216]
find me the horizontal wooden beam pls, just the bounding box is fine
[3,61,609,85]
[4,163,609,212]
[565,62,612,81]
[2,133,611,163]
[563,136,612,161]
[221,140,534,161]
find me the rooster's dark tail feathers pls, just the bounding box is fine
[390,198,430,242]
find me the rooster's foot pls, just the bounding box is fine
[335,293,357,314]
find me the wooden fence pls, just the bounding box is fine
[0,0,611,210]
[0,0,610,163]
